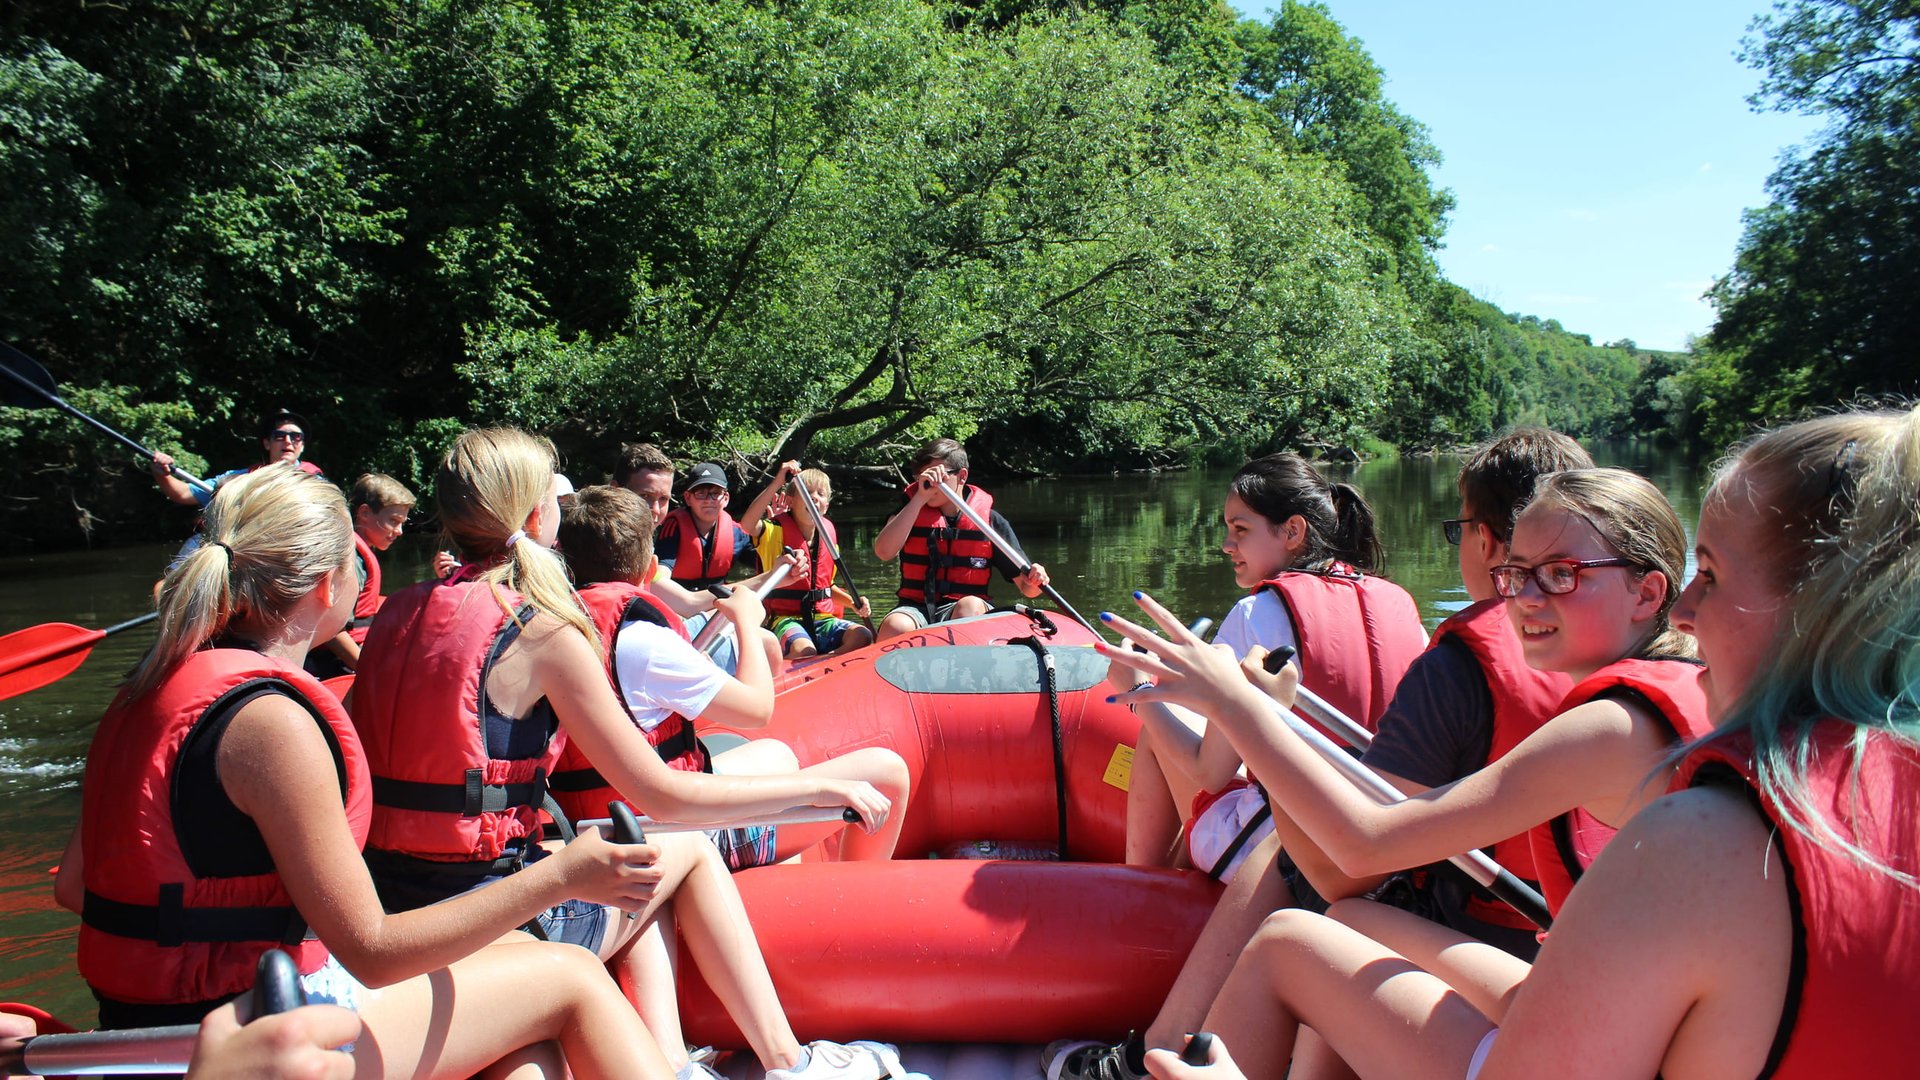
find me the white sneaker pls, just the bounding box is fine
[676,1061,726,1080]
[765,1040,907,1080]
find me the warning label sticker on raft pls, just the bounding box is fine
[1104,744,1133,792]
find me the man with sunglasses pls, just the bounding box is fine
[150,408,325,507]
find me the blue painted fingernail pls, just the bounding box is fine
[1105,695,1117,704]
[1100,611,1114,621]
[1132,590,1145,599]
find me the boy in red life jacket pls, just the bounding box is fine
[649,461,792,675]
[306,473,417,679]
[750,463,874,658]
[556,484,909,868]
[871,437,1049,642]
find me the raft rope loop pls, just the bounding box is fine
[1011,633,1068,859]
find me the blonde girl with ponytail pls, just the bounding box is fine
[352,428,905,1080]
[57,464,676,1079]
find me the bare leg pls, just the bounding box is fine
[832,624,874,654]
[665,834,805,1070]
[1203,909,1493,1080]
[479,1042,566,1079]
[1325,898,1533,1022]
[617,916,692,1072]
[352,940,673,1080]
[876,610,919,642]
[713,739,910,862]
[1125,740,1186,867]
[1142,830,1293,1050]
[754,628,784,677]
[950,596,989,619]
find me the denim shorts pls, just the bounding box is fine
[532,897,610,951]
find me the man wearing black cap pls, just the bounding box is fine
[150,407,325,507]
[653,462,769,591]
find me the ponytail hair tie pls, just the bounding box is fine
[505,529,528,550]
[209,540,233,556]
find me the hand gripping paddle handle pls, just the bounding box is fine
[249,948,306,1018]
[1181,1032,1216,1066]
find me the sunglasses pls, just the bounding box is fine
[267,429,305,443]
[1489,557,1642,599]
[1441,518,1474,546]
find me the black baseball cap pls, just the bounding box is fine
[257,408,310,440]
[684,462,729,492]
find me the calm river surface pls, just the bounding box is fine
[0,446,1703,1022]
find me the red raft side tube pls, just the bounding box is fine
[681,609,1222,1046]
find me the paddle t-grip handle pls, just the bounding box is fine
[1261,644,1298,674]
[249,949,305,1018]
[1181,1032,1216,1066]
[608,801,647,844]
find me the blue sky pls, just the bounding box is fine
[1231,1,1823,351]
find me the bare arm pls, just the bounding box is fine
[150,453,203,506]
[735,461,799,529]
[691,588,775,728]
[530,619,886,828]
[874,465,947,561]
[1482,786,1789,1079]
[646,576,717,618]
[53,821,85,914]
[219,695,658,988]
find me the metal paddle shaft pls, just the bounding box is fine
[2,950,305,1075]
[930,480,1100,637]
[1249,673,1552,931]
[689,564,794,655]
[786,475,874,630]
[575,805,860,835]
[0,342,211,494]
[0,612,161,702]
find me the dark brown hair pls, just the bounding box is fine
[559,484,656,586]
[1229,453,1384,573]
[613,442,674,487]
[1457,427,1592,542]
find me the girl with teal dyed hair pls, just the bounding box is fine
[1114,407,1920,1080]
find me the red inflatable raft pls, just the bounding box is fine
[676,610,1222,1047]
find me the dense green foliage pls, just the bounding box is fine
[1668,0,1919,449]
[1,0,1651,549]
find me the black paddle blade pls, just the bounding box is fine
[0,342,60,409]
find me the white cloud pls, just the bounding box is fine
[1565,208,1598,221]
[1698,162,1713,173]
[1479,242,1501,253]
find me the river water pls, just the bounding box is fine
[0,446,1703,1023]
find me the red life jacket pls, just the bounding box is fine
[1526,657,1711,916]
[78,649,370,1008]
[1257,566,1428,733]
[346,531,383,645]
[1674,724,1920,1079]
[349,572,566,869]
[897,484,997,607]
[764,512,838,618]
[548,582,709,826]
[1426,598,1574,927]
[660,506,741,590]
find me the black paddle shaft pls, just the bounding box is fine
[0,342,211,493]
[786,474,874,630]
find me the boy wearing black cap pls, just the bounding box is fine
[653,461,783,591]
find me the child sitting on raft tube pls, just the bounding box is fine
[747,462,874,659]
[1106,464,1732,1078]
[552,483,908,864]
[349,427,909,1080]
[54,464,676,1079]
[1121,453,1429,878]
[1134,410,1920,1080]
[871,437,1050,642]
[1050,430,1593,1080]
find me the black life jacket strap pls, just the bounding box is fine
[82,885,308,947]
[371,767,548,816]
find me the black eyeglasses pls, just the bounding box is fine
[1489,557,1641,598]
[1441,518,1475,546]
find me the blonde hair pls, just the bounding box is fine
[435,427,597,647]
[129,466,352,699]
[350,472,415,513]
[1699,406,1920,883]
[796,468,831,504]
[1524,467,1694,660]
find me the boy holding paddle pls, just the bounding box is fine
[871,437,1049,641]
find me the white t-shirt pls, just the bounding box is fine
[1212,588,1299,660]
[612,619,728,731]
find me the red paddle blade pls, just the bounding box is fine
[0,623,104,701]
[321,674,354,703]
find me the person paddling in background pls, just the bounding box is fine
[1105,466,1715,1079]
[871,438,1049,642]
[1049,430,1591,1080]
[150,408,324,507]
[351,427,912,1080]
[306,472,416,679]
[53,464,679,1079]
[749,462,874,658]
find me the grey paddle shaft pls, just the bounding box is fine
[4,950,305,1075]
[785,477,872,628]
[0,342,212,494]
[689,563,793,655]
[575,805,861,834]
[1258,691,1553,931]
[929,481,1101,638]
